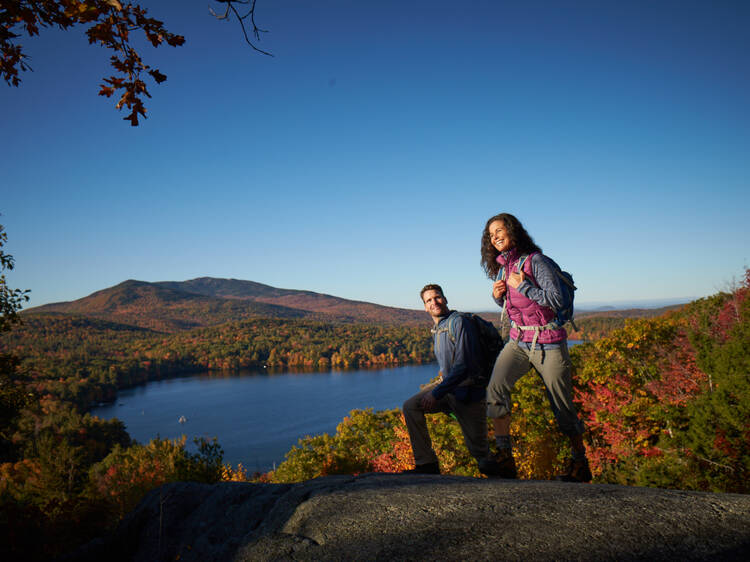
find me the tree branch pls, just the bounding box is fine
[210,0,273,57]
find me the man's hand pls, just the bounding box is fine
[420,392,438,411]
[508,270,525,289]
[492,279,507,300]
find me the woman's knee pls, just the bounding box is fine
[486,400,510,419]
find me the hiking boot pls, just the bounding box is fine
[556,457,592,483]
[401,461,440,475]
[479,449,517,479]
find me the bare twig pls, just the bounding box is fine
[696,455,735,472]
[210,0,273,56]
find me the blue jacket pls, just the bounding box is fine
[430,311,485,402]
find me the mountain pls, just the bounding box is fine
[25,277,425,331]
[25,276,681,334]
[156,277,425,322]
[155,277,309,300]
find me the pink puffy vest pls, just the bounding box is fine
[497,250,567,345]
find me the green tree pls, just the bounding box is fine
[0,222,29,333]
[569,271,750,492]
[0,222,31,462]
[668,273,750,492]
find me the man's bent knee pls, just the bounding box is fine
[403,392,425,414]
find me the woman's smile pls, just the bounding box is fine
[488,220,512,253]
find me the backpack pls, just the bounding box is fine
[498,253,578,332]
[445,312,503,385]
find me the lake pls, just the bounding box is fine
[91,341,583,473]
[91,364,440,472]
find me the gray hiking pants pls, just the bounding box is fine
[402,381,489,466]
[486,339,585,437]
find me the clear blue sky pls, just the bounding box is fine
[2,0,748,312]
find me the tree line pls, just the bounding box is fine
[1,315,434,408]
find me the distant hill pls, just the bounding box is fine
[25,278,426,331]
[474,304,687,342]
[477,304,685,322]
[25,277,684,335]
[156,277,425,322]
[575,304,685,319]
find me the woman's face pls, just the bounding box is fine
[488,220,513,253]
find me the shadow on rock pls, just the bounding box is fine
[67,473,750,561]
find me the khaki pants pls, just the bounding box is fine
[402,382,490,466]
[486,339,585,437]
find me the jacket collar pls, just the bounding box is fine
[431,310,456,333]
[496,247,519,267]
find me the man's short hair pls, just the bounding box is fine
[420,283,444,302]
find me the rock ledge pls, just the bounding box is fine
[72,474,750,561]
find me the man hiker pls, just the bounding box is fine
[402,284,494,475]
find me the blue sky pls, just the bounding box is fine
[2,0,748,312]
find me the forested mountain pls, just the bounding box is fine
[25,277,426,330]
[157,277,427,324]
[157,277,336,300]
[26,277,684,337]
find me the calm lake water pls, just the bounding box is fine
[91,341,583,472]
[91,364,439,472]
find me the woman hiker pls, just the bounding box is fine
[478,212,591,482]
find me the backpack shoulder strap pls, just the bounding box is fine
[517,253,529,273]
[518,251,541,274]
[516,252,541,288]
[496,265,506,282]
[444,311,462,344]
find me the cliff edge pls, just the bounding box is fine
[71,474,750,561]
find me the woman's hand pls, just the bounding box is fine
[492,279,507,300]
[507,270,525,289]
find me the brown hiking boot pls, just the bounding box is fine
[479,449,517,479]
[556,457,592,483]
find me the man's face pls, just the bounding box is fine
[422,289,449,320]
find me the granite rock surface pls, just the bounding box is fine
[70,473,750,561]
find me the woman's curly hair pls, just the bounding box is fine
[480,213,542,279]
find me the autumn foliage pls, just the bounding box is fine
[1,0,185,124]
[1,260,749,559]
[571,270,750,491]
[267,270,750,490]
[266,407,483,483]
